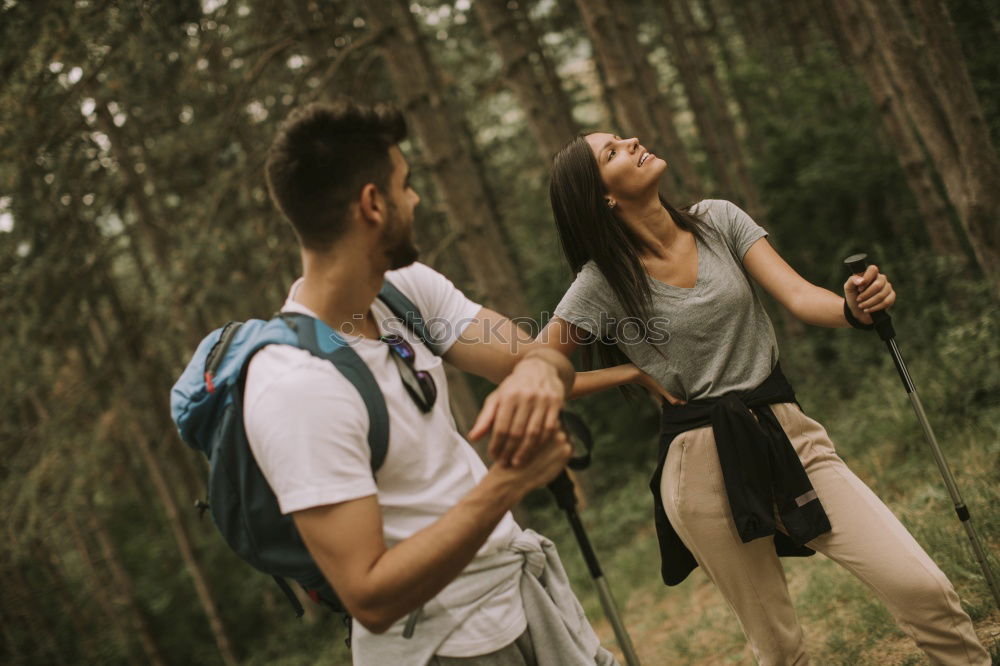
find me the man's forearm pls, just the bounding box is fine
[521,347,574,396]
[352,472,523,632]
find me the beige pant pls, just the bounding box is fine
[660,402,989,665]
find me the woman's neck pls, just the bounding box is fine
[619,196,683,260]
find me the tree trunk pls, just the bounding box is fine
[72,238,239,666]
[86,507,171,666]
[697,0,764,156]
[474,0,578,163]
[513,0,578,139]
[574,0,702,199]
[95,103,170,272]
[82,292,206,508]
[5,530,69,666]
[96,100,222,345]
[546,0,618,128]
[780,0,815,65]
[67,508,137,662]
[907,0,1000,277]
[828,0,963,257]
[727,0,777,65]
[675,0,762,215]
[855,0,1000,290]
[613,4,704,198]
[30,537,102,663]
[365,0,531,318]
[88,251,239,666]
[720,0,793,114]
[662,0,739,201]
[0,599,26,664]
[126,417,238,666]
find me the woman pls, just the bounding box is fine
[533,133,989,665]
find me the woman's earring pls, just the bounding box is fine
[607,200,617,209]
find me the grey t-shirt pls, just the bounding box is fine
[553,199,778,400]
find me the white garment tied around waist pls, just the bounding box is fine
[352,529,612,666]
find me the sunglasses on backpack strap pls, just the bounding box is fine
[380,334,437,413]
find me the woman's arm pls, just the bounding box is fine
[533,317,684,402]
[571,364,638,399]
[742,238,895,327]
[573,364,685,403]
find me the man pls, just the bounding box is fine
[245,99,617,665]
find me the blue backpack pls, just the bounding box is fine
[169,280,438,617]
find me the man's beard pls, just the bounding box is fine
[384,201,419,270]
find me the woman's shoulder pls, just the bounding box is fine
[686,198,735,222]
[688,199,759,238]
[554,259,622,327]
[579,258,600,276]
[559,259,614,303]
[577,259,613,287]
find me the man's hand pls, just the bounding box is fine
[486,427,573,497]
[467,349,572,467]
[844,263,896,325]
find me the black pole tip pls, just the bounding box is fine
[844,253,869,275]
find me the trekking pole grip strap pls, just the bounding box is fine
[843,253,896,342]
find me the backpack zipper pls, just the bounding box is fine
[204,321,243,393]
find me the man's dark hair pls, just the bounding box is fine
[265,99,407,251]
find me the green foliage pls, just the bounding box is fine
[749,50,919,279]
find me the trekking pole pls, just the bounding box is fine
[845,253,1000,611]
[552,413,641,666]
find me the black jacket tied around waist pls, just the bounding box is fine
[650,363,832,585]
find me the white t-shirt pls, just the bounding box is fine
[243,262,525,657]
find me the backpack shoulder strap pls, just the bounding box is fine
[378,279,443,356]
[275,313,390,473]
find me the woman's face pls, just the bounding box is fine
[585,132,667,203]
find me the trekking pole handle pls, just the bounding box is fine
[844,253,895,341]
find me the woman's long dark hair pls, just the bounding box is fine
[549,134,702,372]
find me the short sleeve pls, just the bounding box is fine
[243,346,377,514]
[383,262,482,352]
[721,200,767,259]
[553,262,619,339]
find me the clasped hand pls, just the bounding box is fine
[468,354,567,468]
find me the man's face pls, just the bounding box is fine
[382,146,420,270]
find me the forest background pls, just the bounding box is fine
[2,0,999,664]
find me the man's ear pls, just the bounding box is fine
[357,183,384,226]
